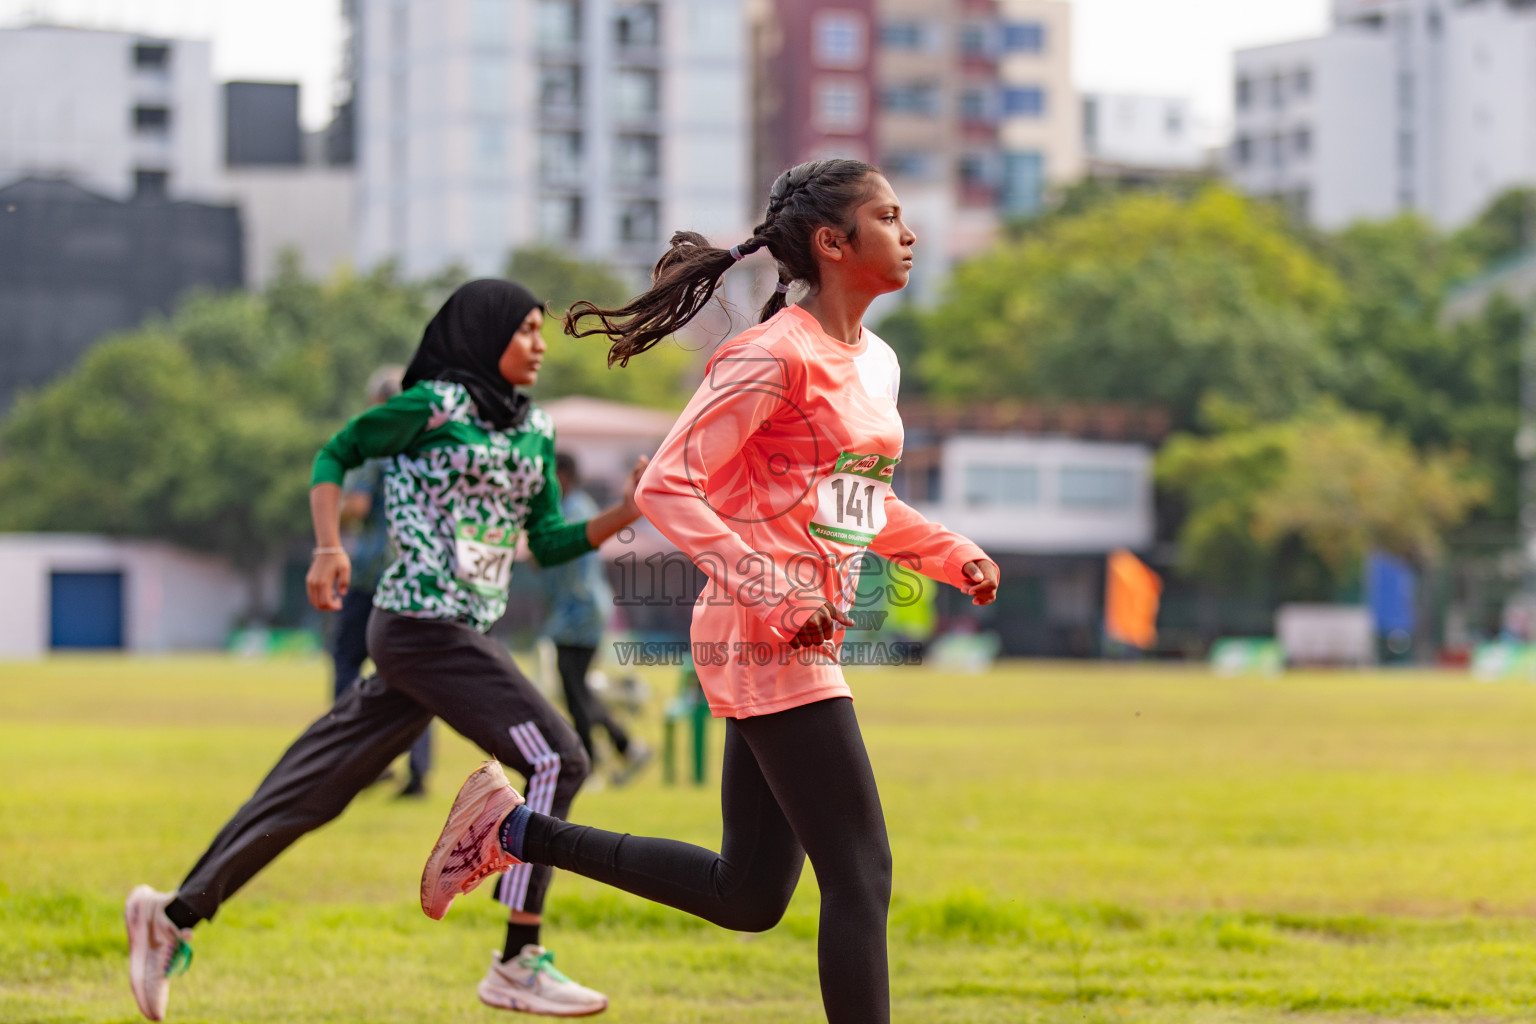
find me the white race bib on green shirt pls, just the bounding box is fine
[808,451,900,547]
[454,520,519,594]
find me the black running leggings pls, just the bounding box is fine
[523,696,892,1024]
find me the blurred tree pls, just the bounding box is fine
[1158,404,1488,597]
[1321,215,1523,522]
[908,188,1343,430]
[0,258,442,613]
[1455,187,1536,267]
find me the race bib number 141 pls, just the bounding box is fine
[454,520,518,594]
[808,451,900,547]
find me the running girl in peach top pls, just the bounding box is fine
[420,159,1000,1024]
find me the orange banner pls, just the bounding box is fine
[1105,549,1163,650]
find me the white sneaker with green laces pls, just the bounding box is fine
[124,885,193,1022]
[477,945,609,1016]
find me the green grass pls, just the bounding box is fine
[6,657,1536,1021]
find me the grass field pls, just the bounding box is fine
[6,656,1536,1023]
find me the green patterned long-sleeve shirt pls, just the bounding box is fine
[313,380,592,632]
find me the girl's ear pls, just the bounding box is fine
[811,224,846,263]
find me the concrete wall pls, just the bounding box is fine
[0,534,251,658]
[221,168,355,287]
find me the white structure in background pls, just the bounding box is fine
[1276,604,1376,667]
[352,0,750,281]
[1082,92,1206,171]
[1231,0,1536,230]
[223,167,355,287]
[0,535,252,658]
[908,435,1154,556]
[0,25,220,202]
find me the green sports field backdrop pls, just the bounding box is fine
[6,656,1536,1022]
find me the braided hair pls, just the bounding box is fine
[564,158,879,366]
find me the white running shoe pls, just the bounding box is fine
[477,946,609,1016]
[421,759,525,920]
[124,885,193,1022]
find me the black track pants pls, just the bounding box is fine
[555,644,630,760]
[177,609,590,921]
[523,696,892,1024]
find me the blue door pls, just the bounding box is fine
[50,572,125,649]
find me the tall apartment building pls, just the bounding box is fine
[757,1,1078,302]
[0,25,220,202]
[1231,0,1536,230]
[352,0,750,280]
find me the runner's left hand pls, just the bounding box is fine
[961,560,999,606]
[621,455,650,518]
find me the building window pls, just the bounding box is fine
[539,65,581,114]
[959,87,992,123]
[1398,130,1414,170]
[618,199,659,243]
[1002,86,1045,118]
[133,105,170,133]
[959,22,992,57]
[536,0,581,50]
[963,464,1039,507]
[470,57,510,114]
[476,125,507,172]
[133,43,170,69]
[539,195,582,241]
[1398,71,1414,112]
[1236,76,1252,110]
[815,79,867,132]
[814,11,867,69]
[614,67,660,119]
[1059,466,1134,510]
[134,168,168,200]
[1001,151,1045,217]
[1270,133,1285,168]
[1235,135,1252,166]
[472,0,510,44]
[1166,105,1184,138]
[1001,21,1045,53]
[881,150,932,179]
[615,2,660,48]
[880,82,939,117]
[958,152,993,187]
[614,132,660,182]
[880,20,929,51]
[539,131,582,183]
[1270,73,1285,109]
[1294,67,1312,97]
[1293,126,1312,158]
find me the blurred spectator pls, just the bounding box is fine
[544,452,651,785]
[333,364,433,797]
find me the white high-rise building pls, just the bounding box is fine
[352,0,750,279]
[1231,0,1536,230]
[0,25,221,202]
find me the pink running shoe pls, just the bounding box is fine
[124,885,193,1021]
[421,759,526,920]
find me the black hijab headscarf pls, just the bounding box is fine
[402,279,543,431]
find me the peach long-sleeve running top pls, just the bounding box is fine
[633,304,991,718]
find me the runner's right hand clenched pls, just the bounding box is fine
[789,601,858,649]
[306,551,351,612]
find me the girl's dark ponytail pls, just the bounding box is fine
[564,158,878,366]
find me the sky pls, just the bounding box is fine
[0,0,1331,139]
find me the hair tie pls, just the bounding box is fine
[775,281,790,294]
[729,245,744,261]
